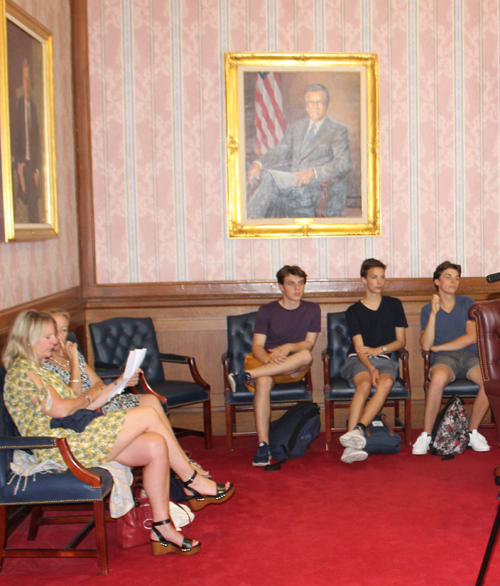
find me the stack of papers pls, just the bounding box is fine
[108,348,147,398]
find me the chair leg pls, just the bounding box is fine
[27,505,42,541]
[404,398,412,448]
[487,395,500,440]
[325,399,332,450]
[203,400,213,450]
[0,506,6,572]
[476,499,500,586]
[225,403,234,453]
[93,500,108,576]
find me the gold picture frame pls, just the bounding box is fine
[0,0,57,241]
[225,52,380,238]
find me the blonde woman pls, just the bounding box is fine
[3,310,235,556]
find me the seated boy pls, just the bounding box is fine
[229,265,321,466]
[413,261,490,455]
[338,259,408,463]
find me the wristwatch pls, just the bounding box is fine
[381,346,388,353]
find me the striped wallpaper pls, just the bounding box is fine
[88,0,500,284]
[0,0,79,310]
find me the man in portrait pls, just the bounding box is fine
[14,58,41,223]
[247,83,352,219]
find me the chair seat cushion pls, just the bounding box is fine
[148,381,209,408]
[325,376,410,401]
[227,381,311,405]
[442,379,480,396]
[0,467,113,505]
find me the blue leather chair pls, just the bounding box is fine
[0,367,113,575]
[88,317,212,448]
[222,311,312,453]
[322,311,412,449]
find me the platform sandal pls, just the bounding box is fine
[189,459,211,477]
[150,519,201,556]
[183,470,235,511]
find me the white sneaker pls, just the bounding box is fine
[412,432,432,455]
[339,427,366,450]
[468,429,491,452]
[341,447,368,464]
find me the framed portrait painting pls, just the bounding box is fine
[0,0,57,241]
[225,52,380,239]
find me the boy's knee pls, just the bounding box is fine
[297,349,313,368]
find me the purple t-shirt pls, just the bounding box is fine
[254,300,321,350]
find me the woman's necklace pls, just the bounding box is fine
[51,354,70,369]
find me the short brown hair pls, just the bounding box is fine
[433,261,462,290]
[360,258,386,278]
[276,265,307,285]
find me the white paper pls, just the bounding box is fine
[108,348,146,398]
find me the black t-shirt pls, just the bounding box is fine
[345,296,408,353]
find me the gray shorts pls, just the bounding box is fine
[339,355,398,387]
[430,351,479,382]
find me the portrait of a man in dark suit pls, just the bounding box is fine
[246,81,354,219]
[13,57,41,223]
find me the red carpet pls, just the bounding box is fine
[2,430,500,586]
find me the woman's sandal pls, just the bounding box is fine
[189,459,211,478]
[150,519,201,556]
[183,470,235,512]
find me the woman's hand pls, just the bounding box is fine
[124,368,141,388]
[61,339,79,364]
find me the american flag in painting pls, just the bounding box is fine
[254,72,286,155]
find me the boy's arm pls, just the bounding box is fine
[251,333,270,364]
[431,320,477,353]
[420,295,441,350]
[267,332,318,364]
[356,327,406,356]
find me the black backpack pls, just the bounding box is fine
[430,395,469,459]
[266,402,320,471]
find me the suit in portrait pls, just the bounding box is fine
[247,115,352,219]
[14,94,41,223]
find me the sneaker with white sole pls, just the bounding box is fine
[228,371,251,393]
[252,442,271,466]
[341,447,368,464]
[339,427,366,450]
[468,429,491,452]
[412,432,431,455]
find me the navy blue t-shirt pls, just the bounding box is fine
[420,294,477,360]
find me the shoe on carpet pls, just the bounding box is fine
[339,427,366,450]
[341,447,368,464]
[228,371,251,393]
[468,429,491,452]
[252,441,271,466]
[412,432,431,455]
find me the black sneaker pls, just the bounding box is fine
[228,371,251,393]
[252,442,271,467]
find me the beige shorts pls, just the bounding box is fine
[243,352,307,392]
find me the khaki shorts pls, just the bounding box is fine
[243,352,307,392]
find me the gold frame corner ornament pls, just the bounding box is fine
[224,51,381,239]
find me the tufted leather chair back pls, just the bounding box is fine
[326,312,352,377]
[89,317,165,383]
[470,299,500,388]
[226,312,257,374]
[0,366,20,488]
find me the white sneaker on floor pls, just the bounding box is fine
[339,427,366,450]
[412,432,432,455]
[468,429,491,452]
[341,447,368,464]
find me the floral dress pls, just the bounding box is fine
[4,359,126,468]
[42,351,140,414]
